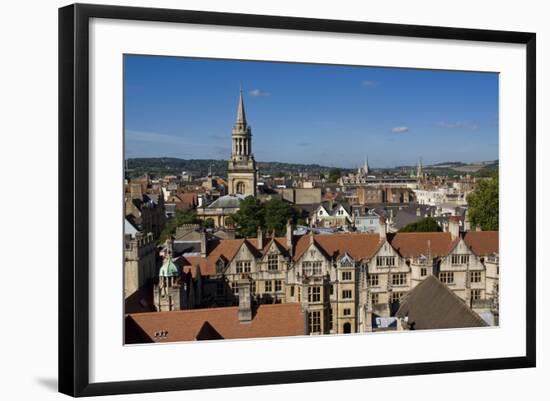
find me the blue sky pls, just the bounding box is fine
[124,55,498,168]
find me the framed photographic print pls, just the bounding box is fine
[58,3,536,397]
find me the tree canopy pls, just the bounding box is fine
[232,196,297,238]
[466,175,499,231]
[264,198,298,236]
[232,196,265,238]
[328,168,342,183]
[399,217,442,233]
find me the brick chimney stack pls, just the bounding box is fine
[379,216,387,240]
[286,219,293,256]
[238,278,252,323]
[449,216,461,240]
[257,227,263,250]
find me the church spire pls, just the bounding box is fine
[416,158,424,179]
[235,86,247,127]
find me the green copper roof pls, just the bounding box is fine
[159,258,179,277]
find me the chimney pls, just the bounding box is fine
[449,216,460,240]
[379,216,387,240]
[238,278,252,323]
[309,229,315,245]
[286,219,293,256]
[200,230,207,257]
[257,227,263,250]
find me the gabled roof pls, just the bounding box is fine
[396,275,488,330]
[293,233,382,262]
[388,232,457,258]
[270,237,290,256]
[463,231,499,256]
[125,303,305,343]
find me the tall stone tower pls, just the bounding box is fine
[227,88,257,196]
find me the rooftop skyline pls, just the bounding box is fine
[124,55,499,168]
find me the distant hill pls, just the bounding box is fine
[126,158,352,179]
[425,160,499,176]
[126,157,498,179]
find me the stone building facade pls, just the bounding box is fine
[154,216,499,334]
[124,219,157,299]
[125,178,166,240]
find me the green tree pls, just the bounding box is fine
[467,175,499,230]
[158,209,199,244]
[232,196,265,238]
[399,217,442,233]
[231,197,298,238]
[264,198,298,236]
[328,168,342,183]
[204,218,215,229]
[224,215,235,227]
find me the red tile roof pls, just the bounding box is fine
[293,233,382,261]
[388,232,457,257]
[178,231,498,277]
[463,231,499,256]
[126,303,305,343]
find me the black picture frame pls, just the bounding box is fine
[59,3,536,397]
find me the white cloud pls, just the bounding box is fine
[391,126,409,133]
[248,88,270,97]
[125,130,185,145]
[437,121,479,130]
[361,80,379,87]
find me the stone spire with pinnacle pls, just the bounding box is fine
[416,158,424,179]
[228,86,257,196]
[235,85,247,129]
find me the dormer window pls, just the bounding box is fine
[216,259,225,274]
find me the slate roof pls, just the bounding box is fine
[205,194,245,209]
[124,218,139,237]
[396,275,488,330]
[125,303,305,343]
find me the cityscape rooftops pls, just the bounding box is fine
[125,303,305,343]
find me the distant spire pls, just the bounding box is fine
[417,158,423,179]
[235,86,247,126]
[364,156,369,174]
